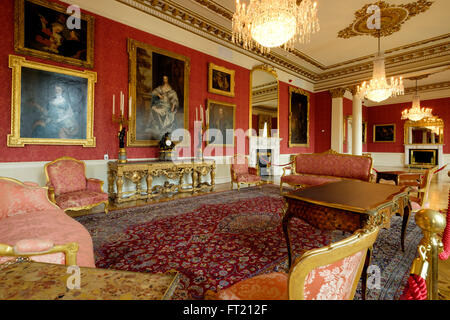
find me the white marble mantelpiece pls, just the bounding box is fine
[249,136,283,176]
[404,144,444,167]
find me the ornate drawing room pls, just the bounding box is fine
[1,0,450,302]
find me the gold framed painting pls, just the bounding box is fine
[208,63,235,97]
[128,38,190,147]
[14,0,95,69]
[206,99,236,147]
[363,121,368,144]
[7,55,97,148]
[373,124,396,143]
[288,87,310,147]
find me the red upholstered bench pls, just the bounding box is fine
[280,150,374,194]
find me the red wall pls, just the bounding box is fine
[367,97,450,153]
[0,0,250,162]
[314,91,332,153]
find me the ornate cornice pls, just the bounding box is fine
[330,88,347,98]
[404,81,450,94]
[115,0,450,92]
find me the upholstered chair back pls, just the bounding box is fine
[231,154,249,175]
[0,178,59,219]
[45,158,87,196]
[288,227,379,300]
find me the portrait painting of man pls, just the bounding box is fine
[128,39,190,147]
[207,100,235,146]
[15,0,95,68]
[289,87,310,147]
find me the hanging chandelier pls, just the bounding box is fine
[357,31,404,103]
[232,0,320,53]
[401,79,433,122]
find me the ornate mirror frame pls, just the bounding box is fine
[404,117,444,145]
[249,64,279,137]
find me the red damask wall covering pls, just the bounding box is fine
[0,0,324,163]
[367,97,450,153]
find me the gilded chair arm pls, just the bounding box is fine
[0,241,79,266]
[86,178,105,192]
[46,182,56,203]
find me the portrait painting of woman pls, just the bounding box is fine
[128,39,190,147]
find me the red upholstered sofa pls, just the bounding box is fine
[0,177,96,267]
[280,150,374,193]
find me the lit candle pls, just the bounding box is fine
[112,94,115,115]
[121,92,124,116]
[200,105,203,123]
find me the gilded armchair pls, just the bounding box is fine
[45,157,109,214]
[205,227,380,300]
[230,154,263,191]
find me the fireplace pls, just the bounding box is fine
[409,149,437,167]
[257,149,272,176]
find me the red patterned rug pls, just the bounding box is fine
[76,185,422,300]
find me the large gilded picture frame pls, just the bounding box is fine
[208,63,235,97]
[7,55,97,148]
[289,87,310,147]
[206,99,236,147]
[14,0,95,69]
[128,38,190,147]
[373,124,396,143]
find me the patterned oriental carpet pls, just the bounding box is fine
[76,185,423,300]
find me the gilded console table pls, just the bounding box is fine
[108,160,216,204]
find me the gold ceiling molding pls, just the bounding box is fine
[404,81,450,94]
[338,0,434,39]
[116,0,449,90]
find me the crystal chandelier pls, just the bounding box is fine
[232,0,320,53]
[401,79,433,122]
[357,32,404,103]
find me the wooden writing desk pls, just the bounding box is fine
[283,180,411,266]
[0,260,180,300]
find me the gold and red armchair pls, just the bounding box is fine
[205,227,380,300]
[230,154,263,191]
[44,157,109,214]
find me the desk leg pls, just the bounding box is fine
[361,246,373,300]
[401,205,411,252]
[282,209,294,270]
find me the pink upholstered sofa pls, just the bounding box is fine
[0,178,96,267]
[280,150,374,193]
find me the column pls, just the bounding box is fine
[330,88,346,153]
[349,86,363,156]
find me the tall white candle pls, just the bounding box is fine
[196,107,198,122]
[121,92,124,116]
[200,105,203,123]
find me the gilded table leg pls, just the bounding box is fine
[210,167,216,191]
[116,175,124,202]
[361,246,373,301]
[401,205,411,252]
[192,171,198,194]
[108,170,115,195]
[146,174,153,199]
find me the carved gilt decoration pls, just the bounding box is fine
[338,0,434,39]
